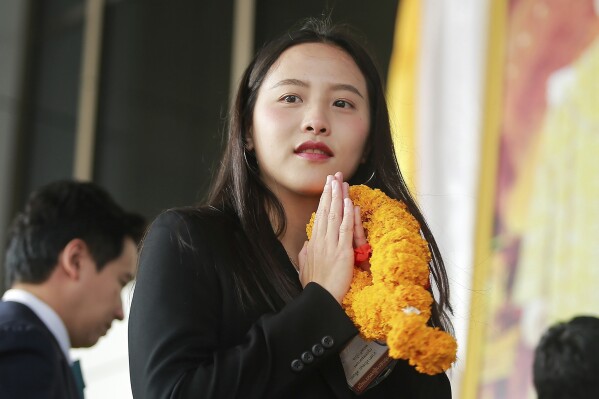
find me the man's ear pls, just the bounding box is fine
[58,238,89,280]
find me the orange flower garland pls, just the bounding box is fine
[306,185,457,375]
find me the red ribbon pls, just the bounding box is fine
[354,243,372,264]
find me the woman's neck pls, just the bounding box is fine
[273,191,320,265]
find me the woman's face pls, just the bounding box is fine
[250,42,370,197]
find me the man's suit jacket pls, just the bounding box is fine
[0,300,80,399]
[129,207,451,398]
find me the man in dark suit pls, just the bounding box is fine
[0,180,145,398]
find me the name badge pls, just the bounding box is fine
[339,335,397,394]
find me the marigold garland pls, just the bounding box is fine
[306,185,457,375]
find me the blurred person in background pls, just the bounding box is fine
[0,180,145,399]
[533,315,599,399]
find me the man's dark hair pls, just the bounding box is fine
[4,180,145,287]
[533,315,599,399]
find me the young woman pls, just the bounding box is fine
[128,19,453,398]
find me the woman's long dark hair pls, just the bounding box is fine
[207,18,453,333]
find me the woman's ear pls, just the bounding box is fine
[245,134,254,151]
[243,127,254,151]
[361,144,371,163]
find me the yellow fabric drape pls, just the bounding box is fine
[386,0,421,194]
[462,1,507,398]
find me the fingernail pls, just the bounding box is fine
[326,175,333,185]
[344,198,351,207]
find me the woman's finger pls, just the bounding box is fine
[342,182,349,200]
[333,172,347,200]
[353,206,367,247]
[326,179,344,243]
[315,175,333,238]
[339,197,355,249]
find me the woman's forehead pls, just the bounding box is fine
[262,43,367,93]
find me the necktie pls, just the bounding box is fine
[70,359,86,399]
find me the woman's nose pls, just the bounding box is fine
[301,108,329,135]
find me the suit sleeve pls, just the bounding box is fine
[128,210,359,398]
[0,326,67,399]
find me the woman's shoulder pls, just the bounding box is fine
[146,206,238,247]
[156,205,234,225]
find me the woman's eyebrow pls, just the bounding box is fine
[271,79,364,99]
[270,78,308,89]
[331,83,364,99]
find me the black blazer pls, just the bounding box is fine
[128,208,451,398]
[0,300,80,399]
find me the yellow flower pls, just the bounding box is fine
[306,185,457,375]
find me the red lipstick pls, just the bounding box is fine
[294,141,334,161]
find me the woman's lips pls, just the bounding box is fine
[295,141,333,160]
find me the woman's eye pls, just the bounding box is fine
[333,99,353,108]
[282,95,301,103]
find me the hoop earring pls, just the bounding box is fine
[362,170,375,185]
[243,148,251,168]
[243,148,258,171]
